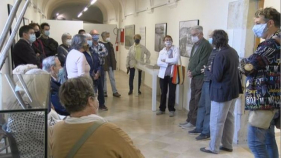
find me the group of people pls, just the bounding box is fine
[4,6,280,158]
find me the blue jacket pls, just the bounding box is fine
[205,45,241,102]
[83,49,101,77]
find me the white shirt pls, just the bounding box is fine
[66,49,90,79]
[157,46,179,79]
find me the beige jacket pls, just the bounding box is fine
[126,44,151,68]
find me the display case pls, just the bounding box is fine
[0,73,50,158]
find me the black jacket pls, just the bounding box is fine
[205,45,241,102]
[12,39,40,68]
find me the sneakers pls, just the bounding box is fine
[104,92,108,97]
[156,111,165,115]
[188,129,201,135]
[180,122,194,129]
[169,111,175,117]
[196,134,210,140]
[99,106,108,111]
[179,121,189,126]
[113,92,121,97]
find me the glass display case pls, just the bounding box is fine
[0,73,50,158]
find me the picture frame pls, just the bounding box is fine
[155,23,167,52]
[125,25,135,49]
[179,19,199,57]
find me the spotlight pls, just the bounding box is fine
[78,12,82,18]
[91,0,97,5]
[84,7,88,12]
[56,13,59,16]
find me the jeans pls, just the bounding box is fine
[104,67,118,93]
[94,78,105,108]
[209,98,237,153]
[159,76,176,112]
[195,81,210,135]
[248,122,279,158]
[129,68,142,92]
[186,78,204,125]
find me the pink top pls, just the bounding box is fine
[66,49,90,79]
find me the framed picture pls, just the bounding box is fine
[155,23,167,52]
[125,25,135,49]
[179,20,199,57]
[23,17,29,26]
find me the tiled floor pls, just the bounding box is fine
[99,70,280,158]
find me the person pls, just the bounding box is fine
[57,33,72,67]
[99,31,121,97]
[156,35,179,117]
[29,23,41,39]
[6,66,50,158]
[65,34,90,79]
[240,7,280,158]
[50,76,144,158]
[29,23,45,66]
[126,34,151,95]
[188,33,216,140]
[179,26,212,128]
[78,29,86,35]
[200,30,241,154]
[12,25,40,68]
[42,56,69,116]
[83,33,108,111]
[33,23,58,58]
[89,30,108,94]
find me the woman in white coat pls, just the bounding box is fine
[156,35,179,117]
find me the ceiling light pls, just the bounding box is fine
[91,0,97,5]
[78,12,82,18]
[56,13,59,16]
[84,7,88,12]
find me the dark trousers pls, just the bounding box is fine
[186,78,204,125]
[100,66,105,91]
[94,78,105,108]
[129,68,142,92]
[159,76,176,112]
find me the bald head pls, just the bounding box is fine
[90,29,99,35]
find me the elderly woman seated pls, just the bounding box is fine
[51,76,144,158]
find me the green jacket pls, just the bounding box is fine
[187,38,212,79]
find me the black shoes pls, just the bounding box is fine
[219,146,233,152]
[188,129,201,135]
[104,92,108,97]
[113,92,121,97]
[99,106,108,111]
[128,91,141,95]
[196,134,210,140]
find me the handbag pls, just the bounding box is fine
[66,121,105,158]
[248,110,275,129]
[172,57,185,85]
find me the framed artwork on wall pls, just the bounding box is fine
[23,17,29,26]
[125,25,135,49]
[155,23,167,52]
[179,19,199,57]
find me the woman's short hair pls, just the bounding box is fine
[42,56,57,72]
[134,34,141,39]
[71,34,87,50]
[59,76,96,113]
[61,33,71,43]
[255,7,280,27]
[163,35,173,42]
[190,26,203,33]
[101,31,109,38]
[212,30,229,49]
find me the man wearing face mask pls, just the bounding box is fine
[100,31,121,98]
[126,34,151,95]
[240,7,280,158]
[179,26,212,128]
[57,33,72,67]
[33,23,58,59]
[42,56,69,116]
[12,25,40,68]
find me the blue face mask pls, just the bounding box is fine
[92,35,99,41]
[252,23,267,38]
[29,34,36,43]
[44,30,50,36]
[87,40,93,47]
[208,38,213,45]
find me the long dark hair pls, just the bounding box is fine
[212,30,229,49]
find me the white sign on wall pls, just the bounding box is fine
[139,27,146,46]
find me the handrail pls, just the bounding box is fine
[0,0,22,51]
[5,75,26,109]
[0,0,30,71]
[16,74,33,103]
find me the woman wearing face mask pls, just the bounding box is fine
[126,34,151,95]
[57,33,72,67]
[240,7,280,158]
[65,34,90,79]
[156,35,179,117]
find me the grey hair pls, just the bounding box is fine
[190,26,203,33]
[61,33,71,43]
[42,56,57,72]
[13,64,38,74]
[71,34,87,50]
[84,33,92,39]
[101,31,109,38]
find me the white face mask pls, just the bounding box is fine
[66,39,72,46]
[106,38,110,42]
[191,36,199,43]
